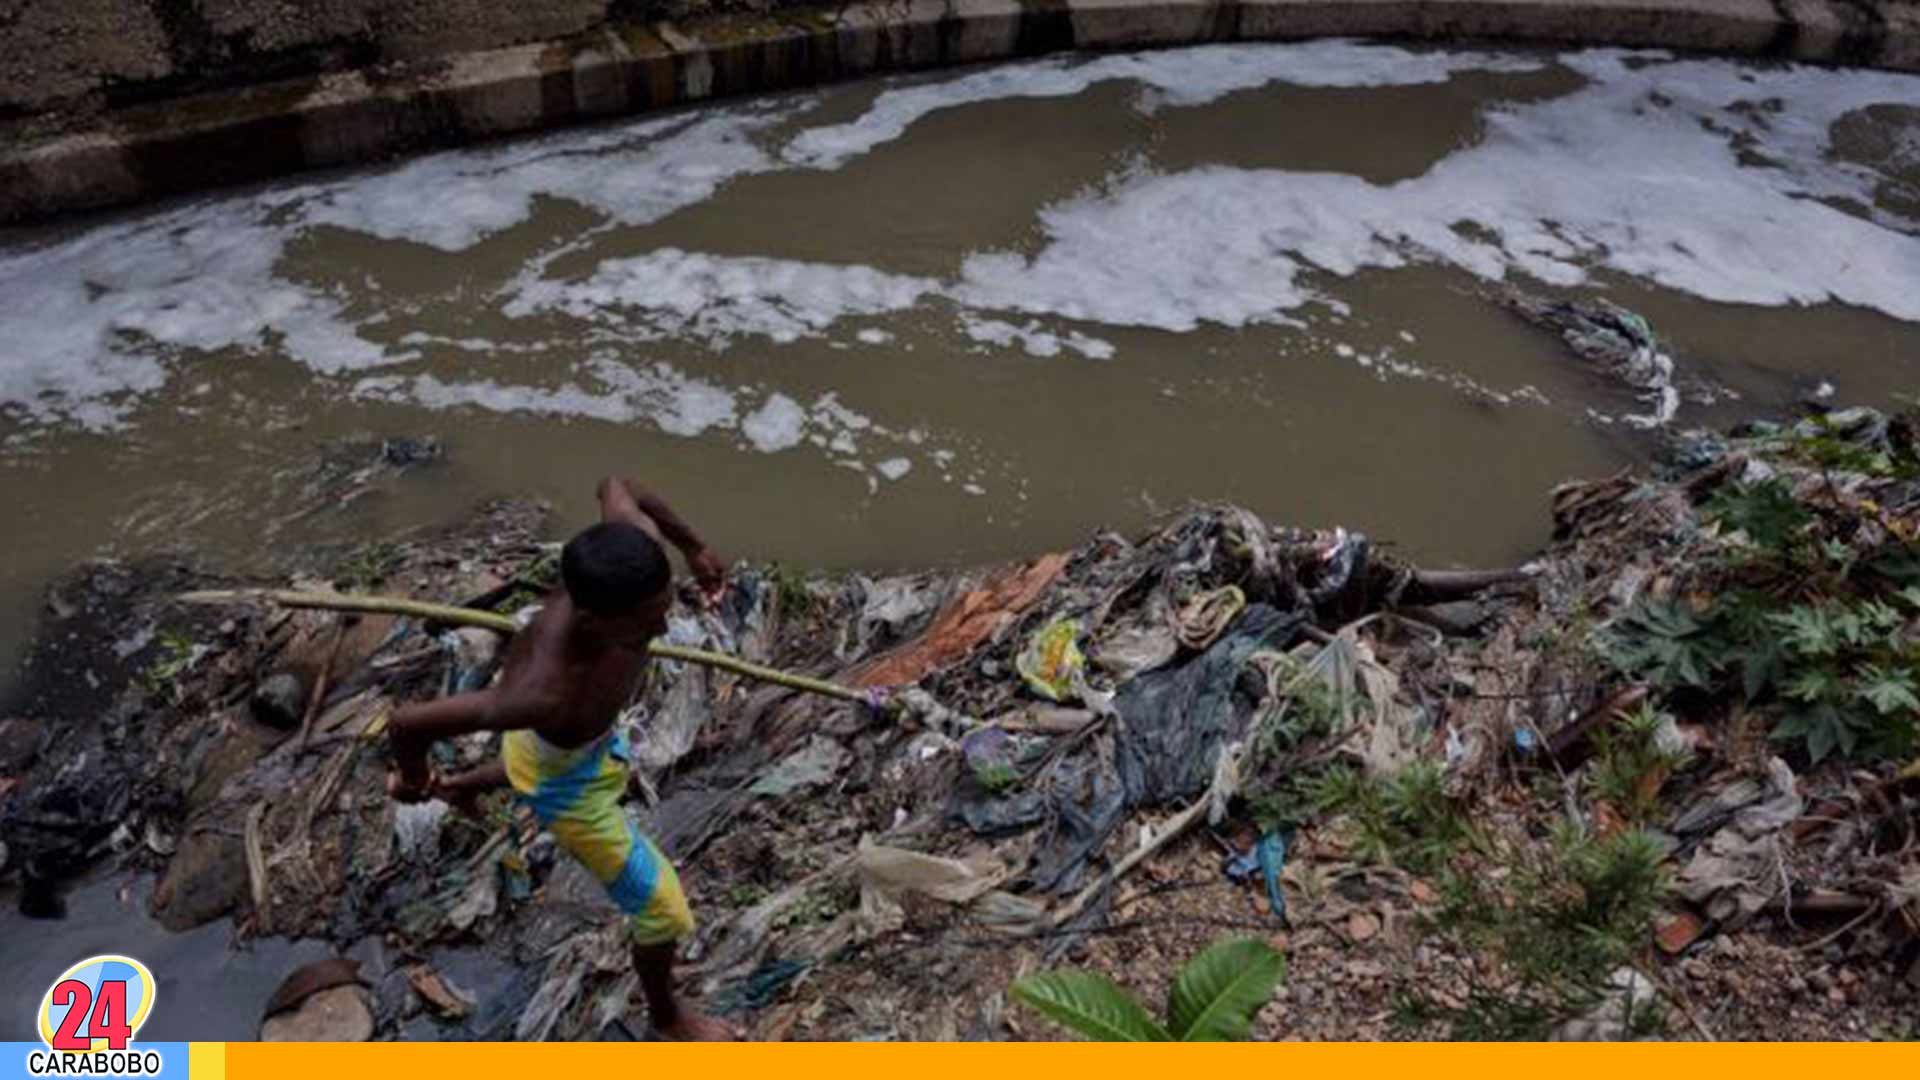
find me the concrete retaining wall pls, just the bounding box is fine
[4,0,1918,223]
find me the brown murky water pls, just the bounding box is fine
[3,41,1919,677]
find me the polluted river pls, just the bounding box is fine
[2,38,1919,1039]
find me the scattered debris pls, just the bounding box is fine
[750,735,850,798]
[406,965,476,1020]
[1015,620,1085,703]
[1500,288,1687,427]
[1654,911,1706,955]
[6,402,1920,1042]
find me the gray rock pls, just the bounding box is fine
[251,672,306,730]
[152,831,248,930]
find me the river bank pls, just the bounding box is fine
[3,401,1916,1041]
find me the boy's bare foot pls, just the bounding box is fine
[657,1010,740,1042]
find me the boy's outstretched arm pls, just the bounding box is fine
[596,476,725,602]
[388,689,545,802]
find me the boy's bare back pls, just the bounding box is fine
[492,591,656,749]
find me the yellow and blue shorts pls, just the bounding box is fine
[502,727,694,945]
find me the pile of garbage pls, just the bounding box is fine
[3,405,1918,1042]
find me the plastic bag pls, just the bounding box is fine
[1017,619,1085,702]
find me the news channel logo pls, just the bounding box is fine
[13,956,167,1079]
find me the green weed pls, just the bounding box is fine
[1587,703,1689,824]
[139,629,198,699]
[1262,761,1471,875]
[768,564,816,621]
[335,541,405,590]
[1400,822,1668,1039]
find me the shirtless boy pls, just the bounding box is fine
[387,476,734,1041]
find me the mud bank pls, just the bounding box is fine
[8,0,1920,221]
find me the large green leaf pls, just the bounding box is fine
[1010,971,1172,1042]
[1704,478,1813,551]
[1165,937,1286,1041]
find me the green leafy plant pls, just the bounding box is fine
[1786,412,1920,483]
[139,630,198,699]
[1400,823,1667,1039]
[1250,655,1345,758]
[771,887,843,930]
[492,549,563,613]
[1595,596,1727,690]
[1587,704,1689,823]
[1750,590,1918,762]
[1247,758,1357,834]
[1245,655,1355,832]
[335,540,405,589]
[491,587,544,615]
[768,563,816,620]
[1704,478,1815,555]
[1010,937,1284,1041]
[1284,761,1470,874]
[1599,567,1920,765]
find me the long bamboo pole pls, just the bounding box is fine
[178,587,870,705]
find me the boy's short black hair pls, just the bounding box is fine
[561,522,671,615]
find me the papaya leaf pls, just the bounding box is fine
[1010,971,1171,1042]
[1704,479,1813,552]
[1166,937,1286,1041]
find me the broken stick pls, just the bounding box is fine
[179,587,868,705]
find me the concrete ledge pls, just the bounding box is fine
[4,0,1918,224]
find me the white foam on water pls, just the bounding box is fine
[957,314,1117,359]
[593,357,742,437]
[506,249,939,347]
[356,371,634,423]
[952,52,1920,334]
[812,393,875,434]
[0,198,391,428]
[5,44,1919,433]
[781,40,1544,169]
[0,104,799,428]
[856,328,896,345]
[397,332,553,355]
[741,393,809,451]
[353,357,741,435]
[350,357,924,479]
[298,109,801,251]
[1065,332,1119,360]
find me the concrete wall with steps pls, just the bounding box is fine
[4,0,1918,223]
